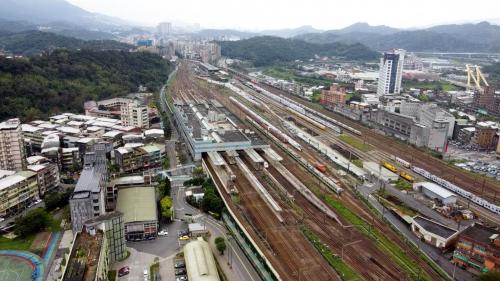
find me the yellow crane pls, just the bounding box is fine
[466,64,489,91]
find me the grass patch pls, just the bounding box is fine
[402,80,459,92]
[108,270,117,281]
[0,235,35,251]
[395,179,412,191]
[338,134,370,152]
[309,186,433,281]
[149,260,160,281]
[302,226,363,280]
[352,159,363,168]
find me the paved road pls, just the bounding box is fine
[172,181,262,281]
[357,183,475,281]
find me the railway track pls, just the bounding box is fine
[257,82,500,203]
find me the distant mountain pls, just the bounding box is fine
[219,36,378,66]
[296,22,500,52]
[334,22,399,35]
[193,29,258,40]
[261,25,323,38]
[0,0,132,31]
[0,30,131,56]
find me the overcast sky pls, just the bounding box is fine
[67,0,500,30]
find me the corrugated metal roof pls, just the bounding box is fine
[416,182,456,199]
[184,237,220,281]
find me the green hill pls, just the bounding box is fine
[220,36,378,66]
[0,30,131,55]
[0,49,173,121]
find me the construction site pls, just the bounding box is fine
[163,62,449,281]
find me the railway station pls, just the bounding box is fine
[172,99,269,160]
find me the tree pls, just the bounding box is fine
[158,178,171,197]
[15,208,51,237]
[162,158,170,170]
[160,196,173,221]
[214,237,226,255]
[192,167,204,178]
[478,271,500,281]
[44,189,73,211]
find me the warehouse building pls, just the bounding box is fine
[413,182,457,205]
[116,186,158,241]
[411,216,459,248]
[184,237,220,281]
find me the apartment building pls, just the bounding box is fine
[475,121,498,150]
[121,102,149,129]
[69,144,108,233]
[377,49,406,96]
[320,84,347,107]
[114,143,164,173]
[0,118,26,171]
[0,170,38,217]
[27,162,59,197]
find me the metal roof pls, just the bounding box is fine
[413,216,457,239]
[416,182,456,199]
[244,149,264,163]
[207,151,225,166]
[184,237,220,281]
[116,186,157,223]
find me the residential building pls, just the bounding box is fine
[320,84,347,107]
[453,223,500,274]
[411,216,459,249]
[21,124,44,152]
[0,170,38,217]
[457,127,476,145]
[473,86,500,117]
[121,102,149,129]
[84,211,127,263]
[377,49,406,96]
[0,118,26,170]
[115,186,158,241]
[184,237,221,281]
[69,144,108,233]
[27,162,59,197]
[475,121,498,150]
[61,147,80,171]
[157,22,172,37]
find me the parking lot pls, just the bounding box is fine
[446,143,500,180]
[113,220,188,281]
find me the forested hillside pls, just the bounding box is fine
[0,30,131,55]
[0,49,173,121]
[220,36,378,66]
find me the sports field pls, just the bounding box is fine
[0,255,34,281]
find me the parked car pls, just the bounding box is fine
[118,266,130,277]
[158,230,168,236]
[143,269,149,280]
[176,276,188,281]
[175,269,186,276]
[174,261,185,268]
[179,235,189,241]
[0,217,4,223]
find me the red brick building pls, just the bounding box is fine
[320,84,347,107]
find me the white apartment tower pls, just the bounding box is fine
[121,102,150,129]
[0,118,26,170]
[157,22,172,37]
[377,49,406,96]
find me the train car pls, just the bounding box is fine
[393,156,411,168]
[315,163,327,173]
[382,161,398,173]
[399,172,415,182]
